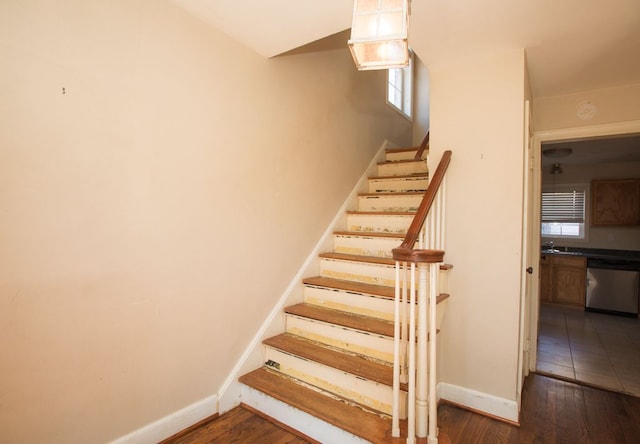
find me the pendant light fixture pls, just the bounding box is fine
[550,163,563,175]
[348,0,410,70]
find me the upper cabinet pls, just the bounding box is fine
[591,179,640,226]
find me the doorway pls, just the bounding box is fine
[528,121,640,395]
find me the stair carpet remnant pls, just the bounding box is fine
[239,146,449,443]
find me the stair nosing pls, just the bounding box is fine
[333,230,405,238]
[385,146,421,153]
[377,159,427,166]
[303,276,395,299]
[358,191,424,197]
[319,252,396,266]
[346,210,416,216]
[368,173,429,180]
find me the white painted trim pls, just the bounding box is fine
[437,382,519,423]
[534,119,640,143]
[109,394,217,444]
[216,140,392,413]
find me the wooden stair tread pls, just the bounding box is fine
[264,333,396,388]
[285,303,395,337]
[303,276,452,304]
[303,276,395,299]
[333,230,405,239]
[369,173,429,180]
[346,210,417,216]
[239,367,393,444]
[377,159,426,166]
[319,252,396,266]
[358,191,425,197]
[385,146,421,153]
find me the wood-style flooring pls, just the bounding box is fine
[162,373,640,443]
[160,403,317,444]
[439,372,640,443]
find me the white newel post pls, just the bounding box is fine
[416,263,429,438]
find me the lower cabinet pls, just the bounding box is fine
[540,255,587,307]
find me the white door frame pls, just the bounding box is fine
[527,119,640,372]
[516,100,534,406]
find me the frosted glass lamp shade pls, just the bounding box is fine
[348,0,409,70]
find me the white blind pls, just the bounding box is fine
[541,191,585,222]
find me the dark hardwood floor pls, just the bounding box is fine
[439,372,640,443]
[160,403,317,444]
[162,373,640,443]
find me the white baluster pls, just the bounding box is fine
[407,263,417,444]
[428,262,439,444]
[392,261,401,438]
[401,262,408,384]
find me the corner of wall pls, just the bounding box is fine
[109,394,218,444]
[437,382,519,424]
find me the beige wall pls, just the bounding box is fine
[541,161,640,250]
[534,83,640,131]
[429,50,527,403]
[0,1,411,442]
[412,53,431,145]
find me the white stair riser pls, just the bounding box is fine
[320,259,396,287]
[333,234,402,258]
[286,314,394,362]
[358,194,422,212]
[377,161,427,177]
[368,176,428,193]
[303,285,395,321]
[385,150,424,162]
[300,282,449,330]
[304,285,450,329]
[264,348,407,417]
[347,213,413,234]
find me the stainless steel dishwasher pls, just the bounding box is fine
[586,258,640,316]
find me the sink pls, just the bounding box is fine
[541,249,583,256]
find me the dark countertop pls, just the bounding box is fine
[541,247,640,262]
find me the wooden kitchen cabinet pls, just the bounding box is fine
[539,255,587,308]
[539,255,552,303]
[591,179,640,226]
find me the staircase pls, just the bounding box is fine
[239,145,451,443]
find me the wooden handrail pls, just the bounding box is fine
[413,131,429,160]
[392,150,452,260]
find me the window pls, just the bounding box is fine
[541,186,587,239]
[387,52,413,119]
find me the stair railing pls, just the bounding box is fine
[413,131,429,161]
[391,149,452,444]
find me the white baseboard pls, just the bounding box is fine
[437,382,519,423]
[109,394,218,444]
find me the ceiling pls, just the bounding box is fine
[168,0,640,98]
[542,134,640,166]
